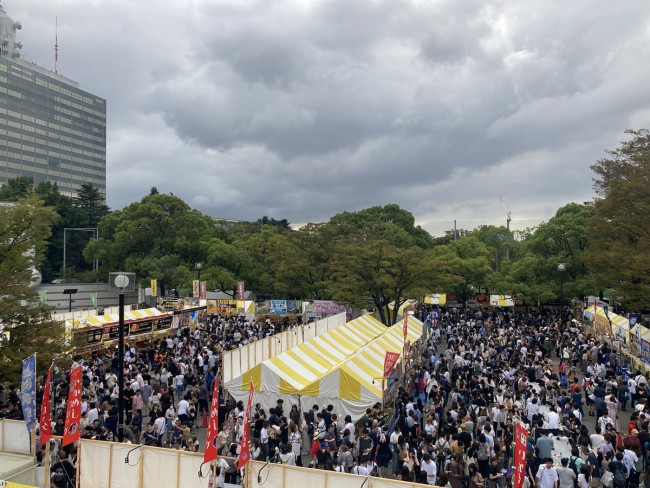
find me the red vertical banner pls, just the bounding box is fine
[513,422,528,488]
[200,281,207,300]
[237,381,254,470]
[403,313,408,342]
[383,352,400,377]
[62,365,82,446]
[39,365,53,446]
[237,281,245,300]
[203,376,220,463]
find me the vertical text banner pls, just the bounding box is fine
[237,381,255,470]
[203,376,220,463]
[39,365,53,446]
[62,365,82,446]
[383,352,400,377]
[237,281,245,300]
[192,280,200,298]
[21,354,36,433]
[513,422,528,488]
[403,313,408,342]
[150,279,158,297]
[199,281,207,300]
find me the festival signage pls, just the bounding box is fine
[39,365,53,446]
[490,295,515,307]
[403,314,408,342]
[203,376,220,463]
[269,299,287,315]
[20,355,36,433]
[312,300,346,315]
[192,280,200,298]
[207,300,218,314]
[199,281,207,300]
[237,381,255,470]
[383,352,400,377]
[150,279,158,297]
[593,313,611,337]
[237,281,245,300]
[62,366,82,446]
[513,422,528,488]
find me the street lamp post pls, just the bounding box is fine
[557,263,566,306]
[109,272,135,443]
[195,262,202,281]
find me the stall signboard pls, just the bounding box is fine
[269,300,287,315]
[312,300,346,315]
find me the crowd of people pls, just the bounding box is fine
[3,306,650,488]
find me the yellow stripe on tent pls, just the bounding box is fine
[290,347,331,373]
[272,353,321,382]
[304,338,345,364]
[267,357,313,389]
[301,378,321,397]
[280,377,300,394]
[339,369,362,401]
[242,365,261,391]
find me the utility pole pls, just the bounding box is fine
[454,220,457,240]
[499,197,512,260]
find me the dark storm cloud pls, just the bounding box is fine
[8,0,650,233]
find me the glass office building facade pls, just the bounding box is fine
[0,57,106,198]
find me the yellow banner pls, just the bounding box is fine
[192,280,199,298]
[150,279,158,297]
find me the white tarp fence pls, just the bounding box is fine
[0,420,32,454]
[222,312,346,383]
[78,439,435,488]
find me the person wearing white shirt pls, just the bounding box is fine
[590,425,605,451]
[546,408,561,435]
[421,453,437,485]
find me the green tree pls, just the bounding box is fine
[75,183,109,227]
[0,176,35,201]
[0,194,64,380]
[585,129,650,310]
[85,193,231,294]
[430,236,494,303]
[329,240,449,325]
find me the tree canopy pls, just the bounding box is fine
[0,194,64,380]
[585,129,650,310]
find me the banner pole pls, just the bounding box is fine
[43,437,50,488]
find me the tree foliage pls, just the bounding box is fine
[586,129,650,310]
[0,194,64,380]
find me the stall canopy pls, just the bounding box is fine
[387,299,418,315]
[224,314,386,409]
[297,316,423,420]
[583,304,630,343]
[66,307,168,329]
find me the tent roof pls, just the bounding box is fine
[66,307,168,329]
[229,313,387,394]
[338,316,423,398]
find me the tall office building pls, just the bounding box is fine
[0,2,106,199]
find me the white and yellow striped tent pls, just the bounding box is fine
[224,314,387,410]
[424,294,446,305]
[297,316,423,420]
[387,299,418,315]
[66,307,167,329]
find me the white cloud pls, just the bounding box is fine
[8,0,650,232]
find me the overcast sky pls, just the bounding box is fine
[9,0,650,236]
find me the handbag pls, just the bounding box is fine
[601,470,614,488]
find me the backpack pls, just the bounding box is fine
[613,463,626,488]
[569,457,579,476]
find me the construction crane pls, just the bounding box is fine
[499,196,511,231]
